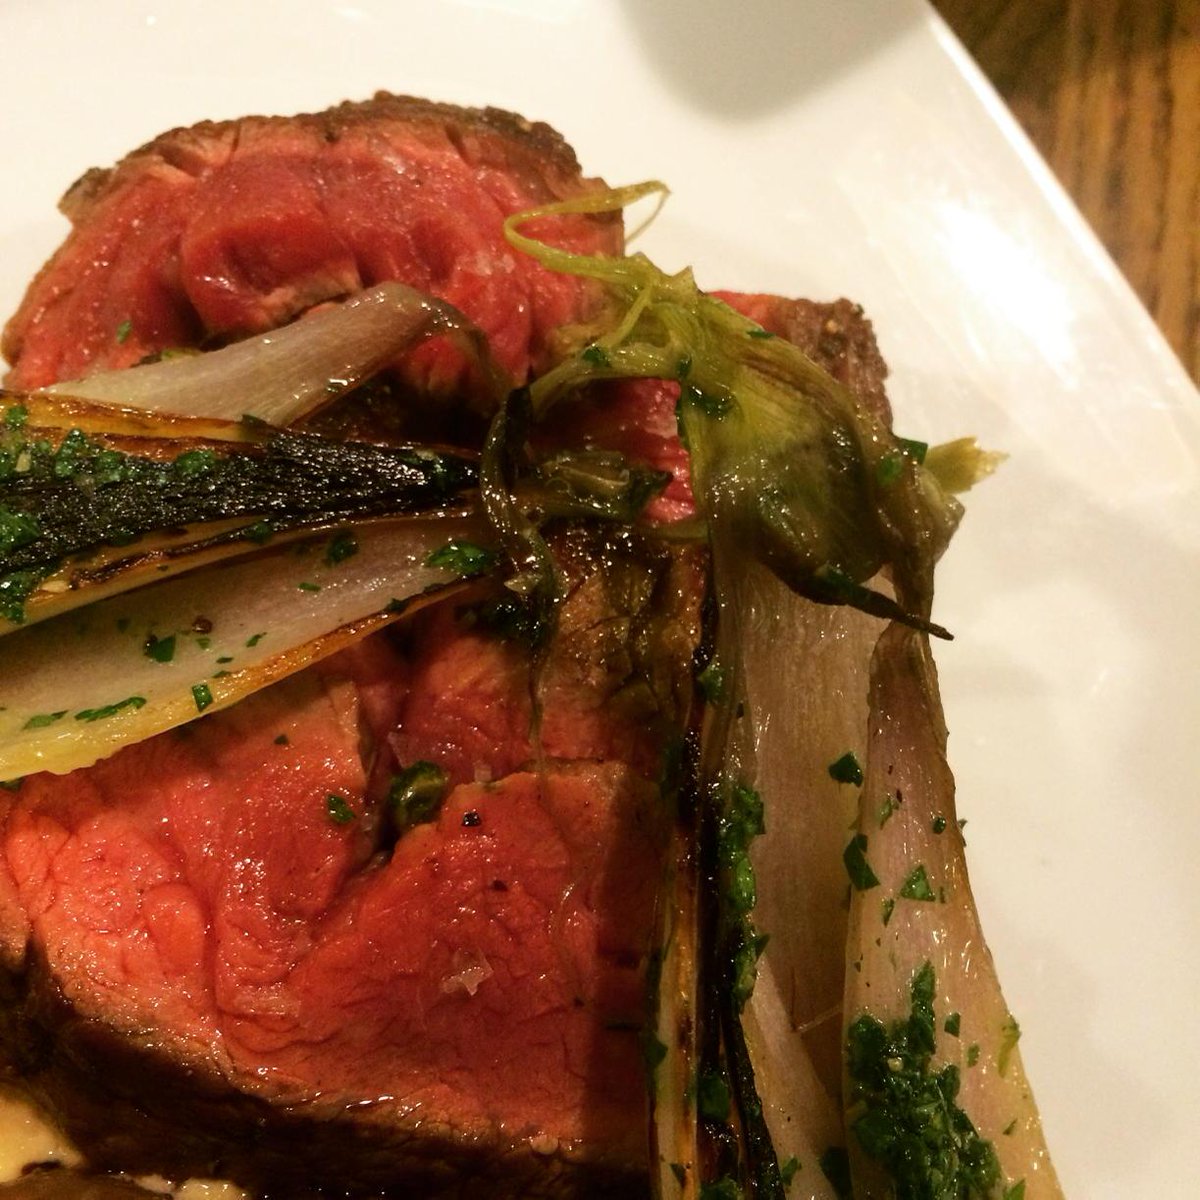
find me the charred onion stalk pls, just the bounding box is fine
[41,280,508,425]
[0,393,478,628]
[498,185,1051,1200]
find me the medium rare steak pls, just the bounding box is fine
[0,533,700,1199]
[0,96,894,1197]
[2,93,621,394]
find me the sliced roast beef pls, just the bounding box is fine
[0,97,895,1197]
[2,93,621,395]
[0,530,698,1198]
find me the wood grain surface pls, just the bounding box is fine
[932,0,1200,383]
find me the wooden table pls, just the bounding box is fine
[932,0,1200,384]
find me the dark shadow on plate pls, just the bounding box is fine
[617,0,923,119]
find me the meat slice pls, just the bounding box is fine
[0,644,676,1197]
[2,93,622,393]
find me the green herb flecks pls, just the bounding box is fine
[144,633,177,663]
[323,528,358,566]
[699,1179,744,1200]
[425,539,498,578]
[696,1071,732,1122]
[115,319,133,345]
[23,710,66,730]
[997,1016,1021,1077]
[325,794,356,825]
[75,696,146,722]
[878,791,901,826]
[779,1156,800,1187]
[715,783,768,1008]
[899,864,936,901]
[389,761,449,834]
[828,750,864,786]
[697,658,727,703]
[846,961,1002,1199]
[191,683,213,712]
[843,833,880,891]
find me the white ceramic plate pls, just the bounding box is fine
[1,1,1197,1195]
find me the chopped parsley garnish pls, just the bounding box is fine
[899,864,936,901]
[713,782,769,1009]
[580,344,610,367]
[1003,1180,1027,1199]
[1003,1119,1017,1136]
[828,750,864,786]
[966,1043,981,1067]
[3,404,28,430]
[898,436,929,464]
[779,1156,800,1187]
[877,452,906,486]
[878,791,901,826]
[191,683,213,712]
[171,449,217,479]
[696,1071,732,1121]
[144,633,176,663]
[244,519,274,545]
[698,1178,742,1200]
[461,809,482,828]
[425,539,498,578]
[245,632,266,647]
[997,1015,1021,1077]
[932,815,947,834]
[718,784,764,917]
[846,961,1002,1198]
[944,1012,961,1037]
[23,710,67,730]
[323,528,358,566]
[747,327,776,340]
[325,794,356,825]
[843,833,880,891]
[641,1029,668,1073]
[0,506,40,556]
[216,656,233,664]
[115,318,133,344]
[697,658,726,702]
[680,381,732,418]
[75,696,146,722]
[882,897,896,927]
[297,581,321,592]
[389,761,449,832]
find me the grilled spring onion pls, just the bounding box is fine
[0,394,477,628]
[42,281,509,425]
[494,184,1027,1200]
[0,514,488,780]
[502,181,973,637]
[843,623,1063,1199]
